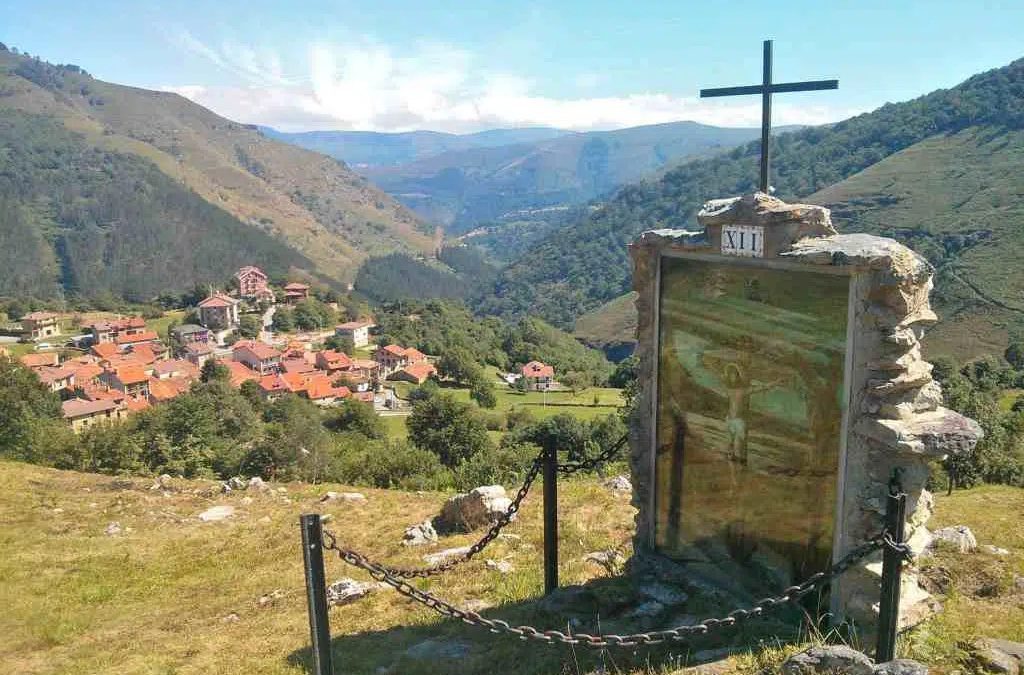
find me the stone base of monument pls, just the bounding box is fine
[627,193,982,635]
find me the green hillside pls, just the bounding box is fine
[481,57,1024,336]
[0,48,434,296]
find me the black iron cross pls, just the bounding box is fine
[701,39,838,193]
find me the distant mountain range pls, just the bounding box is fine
[0,47,433,301]
[267,122,787,232]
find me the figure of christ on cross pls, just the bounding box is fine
[701,39,838,193]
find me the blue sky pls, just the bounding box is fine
[3,0,1022,132]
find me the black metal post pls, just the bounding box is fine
[301,514,334,675]
[876,489,907,662]
[543,445,559,595]
[759,39,772,193]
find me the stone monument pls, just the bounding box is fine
[628,192,982,631]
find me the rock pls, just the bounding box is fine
[975,640,1024,675]
[604,475,632,492]
[436,485,511,533]
[220,482,232,494]
[422,546,472,565]
[692,648,734,664]
[1014,575,1024,593]
[497,533,521,542]
[326,578,376,607]
[198,505,236,522]
[463,599,493,612]
[538,585,595,614]
[627,600,664,618]
[584,550,625,572]
[403,520,438,546]
[404,638,472,660]
[227,476,247,491]
[931,525,978,553]
[258,516,272,525]
[639,581,689,606]
[104,521,122,536]
[276,487,288,494]
[981,545,1010,556]
[257,589,284,607]
[222,612,240,623]
[321,491,367,503]
[781,646,875,675]
[873,660,929,675]
[485,559,513,574]
[151,474,173,490]
[52,507,64,514]
[247,476,268,491]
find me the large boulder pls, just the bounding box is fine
[782,646,875,675]
[930,525,978,553]
[873,660,929,675]
[326,578,376,607]
[436,485,511,533]
[402,519,438,546]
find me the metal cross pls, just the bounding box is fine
[700,39,838,193]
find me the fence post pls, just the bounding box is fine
[875,487,907,663]
[543,445,559,595]
[300,513,334,675]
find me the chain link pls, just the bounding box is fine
[322,530,891,648]
[557,434,629,476]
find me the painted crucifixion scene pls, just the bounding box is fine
[654,256,850,592]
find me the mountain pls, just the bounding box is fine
[480,56,1024,359]
[267,121,775,233]
[0,48,434,300]
[260,126,571,167]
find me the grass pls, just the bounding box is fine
[146,310,187,339]
[998,389,1023,413]
[2,460,1022,675]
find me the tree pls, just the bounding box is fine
[324,334,354,354]
[1006,341,1024,370]
[469,374,497,409]
[272,307,294,332]
[561,370,593,395]
[407,392,492,468]
[238,314,261,339]
[326,398,384,439]
[438,346,481,385]
[293,298,334,331]
[200,359,230,383]
[0,356,66,462]
[513,413,587,462]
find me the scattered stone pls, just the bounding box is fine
[692,648,734,664]
[326,578,376,607]
[538,585,594,614]
[422,546,472,566]
[320,514,333,524]
[462,599,493,612]
[222,612,240,623]
[404,638,472,661]
[781,646,875,675]
[485,559,513,574]
[227,476,247,491]
[497,533,521,542]
[931,525,978,553]
[1014,576,1024,593]
[627,600,664,618]
[257,589,284,607]
[639,581,689,606]
[604,475,632,492]
[436,485,511,533]
[873,659,929,675]
[52,507,64,514]
[198,505,236,522]
[981,545,1010,556]
[104,521,122,536]
[321,491,367,503]
[257,516,272,525]
[247,476,268,491]
[276,487,288,494]
[975,640,1024,675]
[151,474,173,490]
[585,549,625,573]
[402,520,438,546]
[241,496,254,505]
[220,482,233,494]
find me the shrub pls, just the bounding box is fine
[452,442,539,491]
[334,439,451,490]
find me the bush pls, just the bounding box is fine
[452,442,539,491]
[333,439,451,490]
[407,392,493,467]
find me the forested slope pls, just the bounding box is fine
[482,57,1024,330]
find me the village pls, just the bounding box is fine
[1,265,563,433]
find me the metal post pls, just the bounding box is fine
[300,514,334,675]
[760,39,773,193]
[543,445,559,595]
[876,488,907,662]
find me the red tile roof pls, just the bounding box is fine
[37,366,75,385]
[236,341,281,361]
[284,282,310,291]
[281,358,316,374]
[197,293,238,308]
[336,321,373,330]
[91,343,121,360]
[20,353,59,369]
[317,349,352,370]
[224,361,259,387]
[305,376,349,401]
[380,344,406,357]
[397,363,437,383]
[124,397,151,412]
[114,366,149,386]
[148,377,190,402]
[404,348,427,363]
[62,398,121,419]
[184,342,216,356]
[115,331,160,345]
[22,311,59,322]
[521,361,554,379]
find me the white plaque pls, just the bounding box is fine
[721,225,764,258]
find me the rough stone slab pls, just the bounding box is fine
[930,525,978,553]
[781,646,875,675]
[782,233,933,282]
[198,505,235,522]
[856,407,983,456]
[873,659,929,675]
[422,546,472,566]
[697,192,835,230]
[326,578,375,606]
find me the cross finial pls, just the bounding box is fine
[701,40,838,193]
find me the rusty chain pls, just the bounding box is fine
[322,530,900,648]
[557,433,629,475]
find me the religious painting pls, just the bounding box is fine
[654,255,849,592]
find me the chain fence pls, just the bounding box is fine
[321,528,911,649]
[316,434,630,580]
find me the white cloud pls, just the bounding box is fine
[164,36,860,133]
